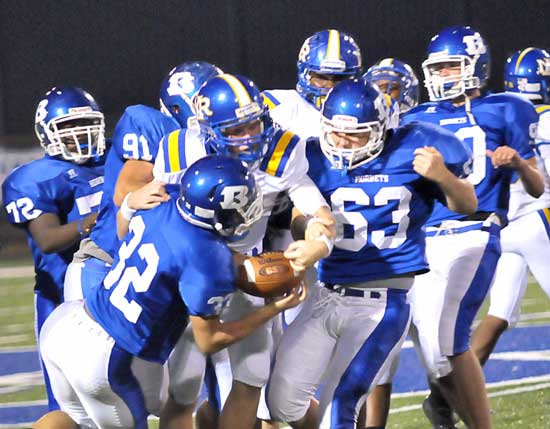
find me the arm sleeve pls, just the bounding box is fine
[178,239,236,317]
[281,139,329,215]
[505,96,538,159]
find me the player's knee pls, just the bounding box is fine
[266,378,309,423]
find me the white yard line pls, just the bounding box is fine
[0,266,34,279]
[390,381,550,414]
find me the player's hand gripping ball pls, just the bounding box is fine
[238,251,304,298]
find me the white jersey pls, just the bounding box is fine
[263,88,400,141]
[153,127,329,254]
[507,106,550,221]
[262,89,322,140]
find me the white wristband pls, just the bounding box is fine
[120,193,136,221]
[315,234,334,255]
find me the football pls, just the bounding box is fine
[236,251,304,298]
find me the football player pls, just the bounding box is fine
[1,86,106,411]
[267,78,476,429]
[471,47,550,364]
[151,73,335,429]
[64,60,221,301]
[361,57,420,428]
[401,27,544,429]
[263,28,362,140]
[39,155,307,429]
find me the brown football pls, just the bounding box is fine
[236,251,304,298]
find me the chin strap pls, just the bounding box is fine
[464,94,477,125]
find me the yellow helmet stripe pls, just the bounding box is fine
[379,58,394,67]
[168,129,182,172]
[515,47,536,74]
[536,105,550,114]
[326,30,341,62]
[219,74,252,107]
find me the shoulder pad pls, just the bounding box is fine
[260,129,301,177]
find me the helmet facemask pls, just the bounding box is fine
[320,115,386,171]
[422,54,481,101]
[204,110,274,171]
[37,110,105,163]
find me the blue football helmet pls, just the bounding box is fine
[177,155,263,238]
[297,29,363,109]
[320,79,390,170]
[363,58,420,114]
[160,61,222,129]
[422,26,490,101]
[504,47,550,104]
[34,86,105,163]
[194,73,274,170]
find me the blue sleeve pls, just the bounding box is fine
[178,238,236,317]
[2,169,67,225]
[505,96,538,159]
[112,107,156,162]
[432,128,472,179]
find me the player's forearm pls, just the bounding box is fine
[192,304,281,354]
[31,222,81,253]
[516,158,544,198]
[438,174,477,215]
[113,160,154,206]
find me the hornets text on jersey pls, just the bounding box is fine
[86,199,236,363]
[402,92,538,226]
[90,105,180,257]
[2,155,105,301]
[306,122,471,284]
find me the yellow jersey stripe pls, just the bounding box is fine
[543,208,550,225]
[219,74,252,107]
[515,48,535,74]
[536,105,550,114]
[262,93,276,110]
[326,30,340,62]
[168,129,182,172]
[265,131,294,176]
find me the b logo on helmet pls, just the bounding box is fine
[194,95,213,119]
[298,40,310,63]
[35,100,49,123]
[462,34,486,56]
[167,71,196,97]
[220,186,249,210]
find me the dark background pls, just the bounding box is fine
[0,0,549,143]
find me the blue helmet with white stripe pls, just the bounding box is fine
[504,47,550,104]
[363,58,420,113]
[297,29,363,109]
[194,74,274,169]
[422,26,490,101]
[159,61,222,128]
[177,155,263,238]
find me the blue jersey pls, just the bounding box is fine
[402,93,538,225]
[90,105,179,257]
[87,200,236,363]
[2,156,105,301]
[307,122,471,284]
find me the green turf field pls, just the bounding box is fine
[1,264,549,428]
